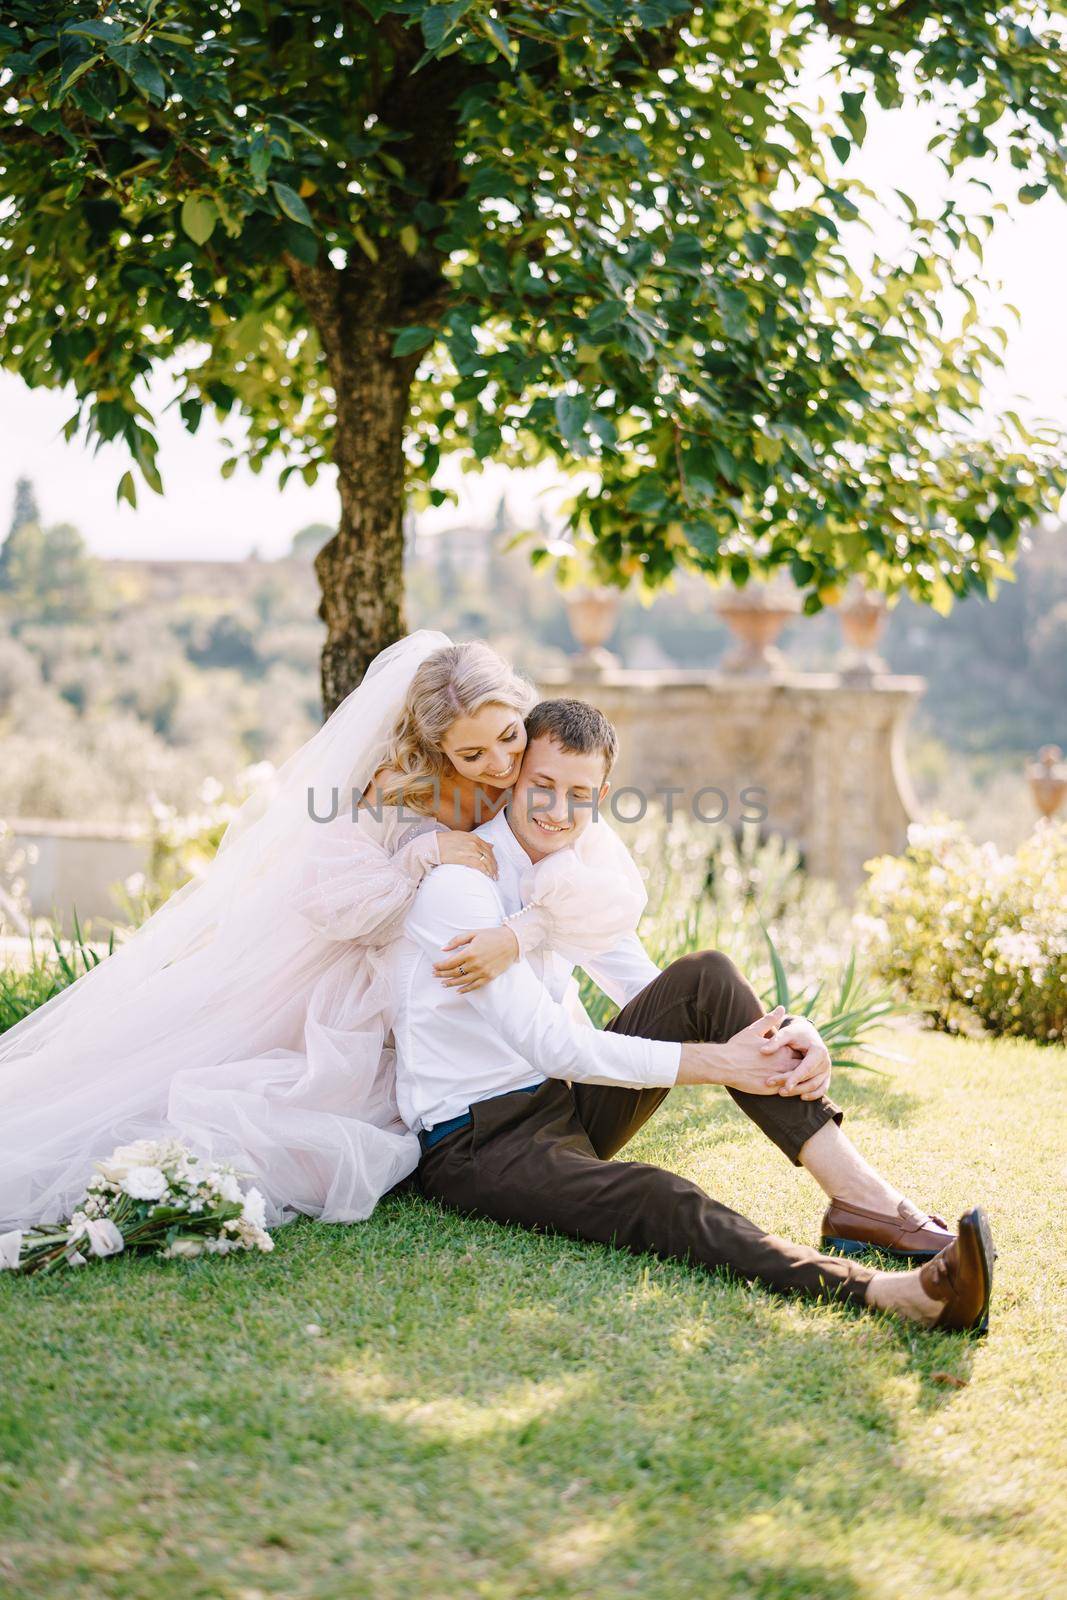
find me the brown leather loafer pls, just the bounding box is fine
[919,1208,995,1334]
[821,1197,956,1263]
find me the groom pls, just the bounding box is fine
[384,699,994,1333]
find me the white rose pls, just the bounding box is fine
[95,1156,132,1185]
[96,1139,163,1184]
[159,1139,194,1169]
[164,1238,204,1259]
[122,1165,168,1201]
[218,1172,243,1205]
[241,1187,267,1231]
[82,1219,125,1258]
[0,1230,24,1270]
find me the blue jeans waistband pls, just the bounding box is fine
[418,1080,544,1153]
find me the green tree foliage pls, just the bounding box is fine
[7,475,40,538]
[0,520,46,603]
[289,521,335,560]
[1,3,1065,708]
[0,520,99,621]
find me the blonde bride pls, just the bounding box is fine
[0,631,645,1232]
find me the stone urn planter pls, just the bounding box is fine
[714,583,800,676]
[1026,745,1067,819]
[564,587,621,674]
[838,587,888,682]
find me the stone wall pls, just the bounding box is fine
[6,667,925,929]
[7,819,148,935]
[536,666,924,894]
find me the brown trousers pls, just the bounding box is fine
[417,950,875,1307]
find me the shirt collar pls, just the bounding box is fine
[476,804,533,869]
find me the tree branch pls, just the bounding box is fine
[813,0,933,41]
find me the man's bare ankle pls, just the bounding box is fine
[866,1268,939,1326]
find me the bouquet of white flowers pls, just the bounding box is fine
[0,1138,274,1275]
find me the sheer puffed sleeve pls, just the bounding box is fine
[291,810,443,945]
[504,820,647,962]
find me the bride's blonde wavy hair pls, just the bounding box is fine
[376,641,538,815]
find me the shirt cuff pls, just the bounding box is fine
[503,904,550,958]
[646,1040,682,1086]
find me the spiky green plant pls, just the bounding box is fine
[759,928,909,1073]
[578,816,911,1070]
[0,910,114,1037]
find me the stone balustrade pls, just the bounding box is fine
[536,664,925,893]
[4,817,148,935]
[3,664,926,934]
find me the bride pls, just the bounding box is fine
[0,630,647,1232]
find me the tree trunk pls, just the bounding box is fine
[284,43,481,714]
[315,278,415,717]
[288,253,424,716]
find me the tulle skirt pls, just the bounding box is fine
[0,935,420,1232]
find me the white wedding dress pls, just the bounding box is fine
[0,631,647,1232]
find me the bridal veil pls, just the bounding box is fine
[0,629,453,1230]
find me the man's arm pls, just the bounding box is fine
[582,937,830,1099]
[581,932,662,1009]
[408,868,801,1096]
[407,866,680,1089]
[579,926,827,1096]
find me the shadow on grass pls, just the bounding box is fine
[622,1070,925,1168]
[1,1182,994,1600]
[290,1200,985,1586]
[828,1069,925,1128]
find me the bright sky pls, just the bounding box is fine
[1,91,1065,560]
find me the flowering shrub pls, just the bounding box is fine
[119,762,275,921]
[579,814,897,1068]
[858,819,1067,1042]
[0,1137,274,1275]
[630,814,850,989]
[0,817,34,936]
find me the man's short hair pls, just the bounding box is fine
[524,698,619,778]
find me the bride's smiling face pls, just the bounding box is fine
[439,704,527,788]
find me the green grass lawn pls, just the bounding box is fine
[2,1031,1064,1600]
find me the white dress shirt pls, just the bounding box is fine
[385,808,681,1133]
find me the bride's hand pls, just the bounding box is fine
[435,831,498,878]
[433,926,520,991]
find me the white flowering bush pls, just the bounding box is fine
[628,813,850,989]
[119,762,276,922]
[858,819,1067,1042]
[0,817,35,936]
[579,813,897,1066]
[0,1137,274,1275]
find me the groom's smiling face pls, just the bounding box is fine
[508,735,610,862]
